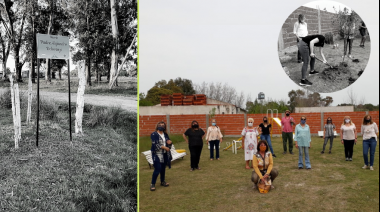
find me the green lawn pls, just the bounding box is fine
[139,135,379,212]
[0,103,137,211]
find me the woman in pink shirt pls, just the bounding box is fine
[281,110,295,155]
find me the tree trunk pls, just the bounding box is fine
[45,0,55,83]
[15,14,26,82]
[86,58,91,86]
[109,0,119,86]
[58,67,62,80]
[27,63,33,125]
[75,61,86,135]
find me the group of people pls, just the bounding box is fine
[293,13,368,87]
[149,112,378,192]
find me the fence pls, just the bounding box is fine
[278,6,340,50]
[139,111,379,137]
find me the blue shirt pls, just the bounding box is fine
[294,124,311,147]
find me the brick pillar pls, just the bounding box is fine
[166,114,170,134]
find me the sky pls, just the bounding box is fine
[139,0,379,106]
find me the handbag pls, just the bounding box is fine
[257,153,271,193]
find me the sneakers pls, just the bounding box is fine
[309,70,319,76]
[329,151,331,154]
[300,79,313,86]
[321,151,324,154]
[283,151,287,155]
[348,55,353,59]
[349,158,353,161]
[290,152,294,155]
[362,165,368,169]
[346,158,349,161]
[299,167,303,170]
[272,154,277,158]
[370,166,374,171]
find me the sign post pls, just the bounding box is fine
[36,34,71,145]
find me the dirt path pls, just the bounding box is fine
[0,88,137,112]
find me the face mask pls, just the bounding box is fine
[157,126,165,131]
[327,120,332,123]
[248,123,253,127]
[286,113,290,116]
[264,120,268,123]
[301,120,306,124]
[212,123,216,126]
[260,146,267,152]
[345,119,350,123]
[365,119,371,123]
[192,124,199,128]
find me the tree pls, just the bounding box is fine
[145,87,173,105]
[173,77,196,95]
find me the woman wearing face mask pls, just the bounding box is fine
[294,116,312,170]
[361,115,379,171]
[340,116,357,161]
[183,121,205,171]
[281,110,295,155]
[342,15,356,59]
[251,140,279,190]
[150,121,172,191]
[242,118,259,169]
[206,119,223,161]
[259,117,276,158]
[321,117,336,154]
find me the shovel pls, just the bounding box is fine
[314,56,338,69]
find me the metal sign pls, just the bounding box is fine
[36,34,70,59]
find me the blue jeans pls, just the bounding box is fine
[151,153,168,185]
[209,140,220,159]
[363,138,377,166]
[298,147,311,169]
[260,134,274,154]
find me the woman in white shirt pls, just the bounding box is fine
[340,116,357,161]
[361,115,379,171]
[206,119,223,160]
[294,14,308,63]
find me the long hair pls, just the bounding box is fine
[155,121,167,133]
[363,115,373,125]
[191,120,199,131]
[298,14,305,24]
[326,117,333,125]
[342,116,353,126]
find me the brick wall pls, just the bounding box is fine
[139,111,379,136]
[280,6,340,50]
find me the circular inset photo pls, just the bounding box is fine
[278,1,370,93]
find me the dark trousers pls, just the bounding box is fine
[189,145,203,168]
[298,40,315,79]
[343,139,355,158]
[282,132,293,153]
[323,136,334,151]
[344,38,353,55]
[297,38,302,62]
[209,140,220,159]
[151,153,168,185]
[251,168,279,184]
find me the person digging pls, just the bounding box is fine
[297,34,327,86]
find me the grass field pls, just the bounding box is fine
[0,100,137,211]
[139,135,379,212]
[0,76,137,97]
[282,39,370,93]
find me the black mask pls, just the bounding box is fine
[286,113,290,116]
[264,120,268,123]
[192,124,199,128]
[365,119,371,123]
[157,126,165,131]
[327,120,332,123]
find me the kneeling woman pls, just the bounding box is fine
[150,121,172,191]
[251,140,279,190]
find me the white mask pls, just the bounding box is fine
[345,119,350,123]
[248,123,253,127]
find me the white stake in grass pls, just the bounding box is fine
[9,74,21,149]
[26,66,33,125]
[75,61,86,135]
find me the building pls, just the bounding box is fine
[139,97,246,115]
